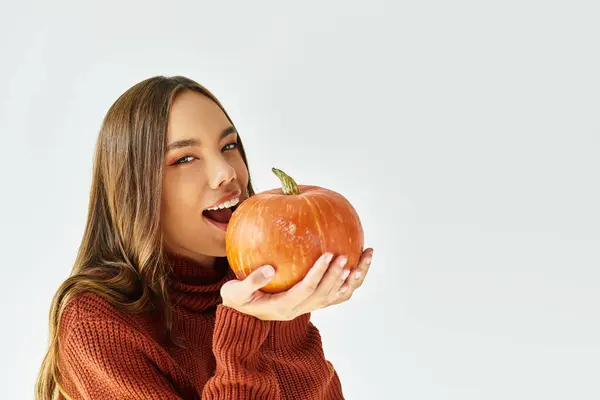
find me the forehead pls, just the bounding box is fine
[166,90,230,142]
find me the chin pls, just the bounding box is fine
[203,237,227,258]
[214,247,227,258]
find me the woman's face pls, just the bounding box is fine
[161,90,249,264]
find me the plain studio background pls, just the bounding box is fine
[1,1,598,399]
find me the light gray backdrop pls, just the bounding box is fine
[1,1,599,399]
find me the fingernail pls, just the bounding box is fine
[262,266,275,278]
[339,256,348,267]
[340,269,350,280]
[366,258,372,266]
[325,253,334,263]
[354,271,363,280]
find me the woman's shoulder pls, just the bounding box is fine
[58,291,142,343]
[55,291,181,392]
[61,291,124,322]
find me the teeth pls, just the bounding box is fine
[205,197,239,211]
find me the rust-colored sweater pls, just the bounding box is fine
[57,253,344,399]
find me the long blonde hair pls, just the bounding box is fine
[35,76,256,399]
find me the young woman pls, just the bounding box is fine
[35,76,373,400]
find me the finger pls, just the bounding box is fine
[331,267,369,305]
[321,255,350,297]
[331,278,358,304]
[330,250,373,304]
[239,265,276,299]
[298,255,350,309]
[272,252,334,304]
[349,248,373,284]
[358,248,374,268]
[329,285,353,305]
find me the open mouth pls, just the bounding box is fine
[202,203,238,225]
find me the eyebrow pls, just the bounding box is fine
[166,126,237,152]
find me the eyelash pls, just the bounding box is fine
[174,142,239,165]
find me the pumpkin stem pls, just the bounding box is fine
[272,167,300,195]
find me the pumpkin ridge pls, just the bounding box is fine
[301,195,325,255]
[251,197,266,278]
[230,197,262,279]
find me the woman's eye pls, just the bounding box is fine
[174,143,236,165]
[175,156,195,165]
[223,142,238,152]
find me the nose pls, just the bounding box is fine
[206,155,237,189]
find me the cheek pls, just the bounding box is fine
[233,158,249,187]
[161,174,206,229]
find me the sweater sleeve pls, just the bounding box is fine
[266,313,346,399]
[208,308,345,399]
[201,305,282,399]
[59,306,282,400]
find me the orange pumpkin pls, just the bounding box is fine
[225,168,364,293]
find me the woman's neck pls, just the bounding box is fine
[164,249,228,286]
[163,242,217,266]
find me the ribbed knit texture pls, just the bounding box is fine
[56,252,345,399]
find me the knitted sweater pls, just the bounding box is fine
[56,252,345,399]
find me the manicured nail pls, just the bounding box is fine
[262,266,275,278]
[339,256,348,267]
[354,271,363,280]
[340,269,350,280]
[325,253,334,263]
[365,258,372,266]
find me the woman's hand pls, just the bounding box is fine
[300,247,373,309]
[220,248,373,321]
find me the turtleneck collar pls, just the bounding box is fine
[164,251,237,313]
